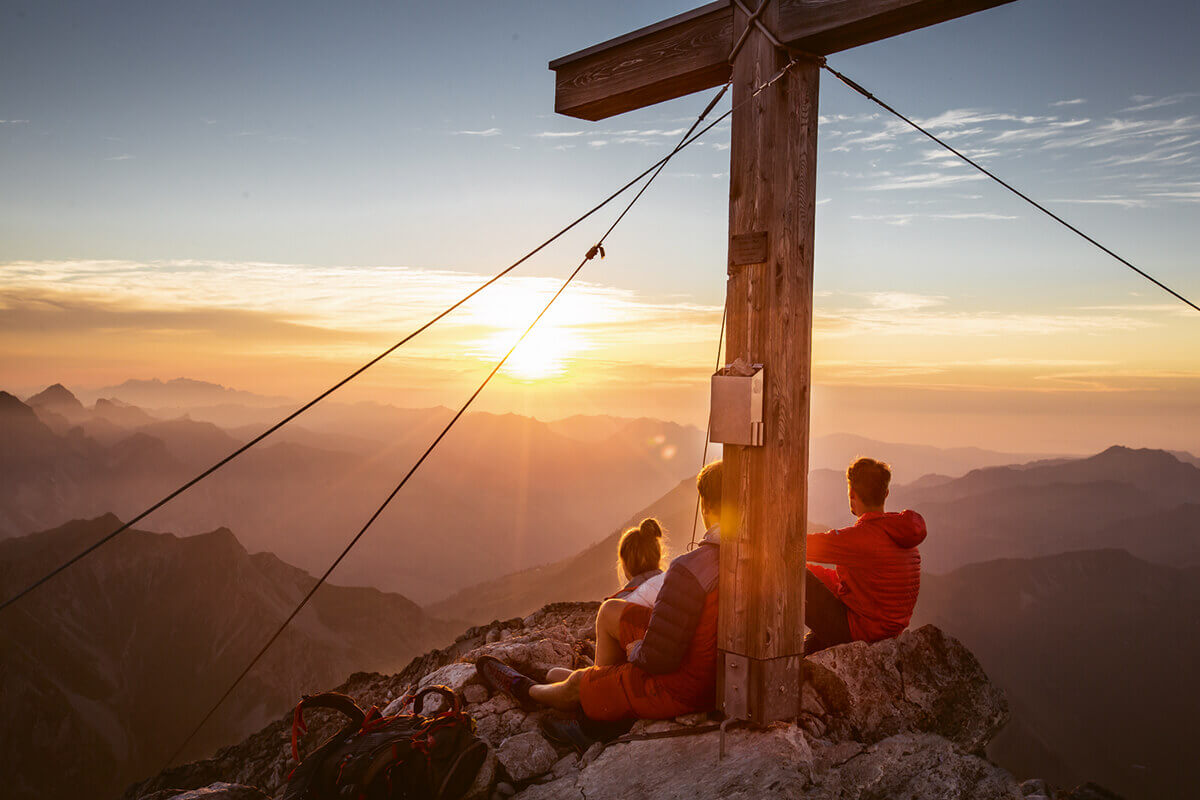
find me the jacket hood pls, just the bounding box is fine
[863,509,927,549]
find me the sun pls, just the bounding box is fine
[473,312,584,381]
[491,324,579,380]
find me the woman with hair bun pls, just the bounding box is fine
[609,517,666,607]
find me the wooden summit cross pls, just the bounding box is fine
[550,0,1015,724]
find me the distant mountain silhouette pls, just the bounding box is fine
[25,382,88,418]
[914,549,1200,800]
[87,377,291,409]
[809,432,1057,484]
[0,515,459,800]
[886,446,1200,572]
[0,386,706,603]
[92,397,158,428]
[1168,448,1200,468]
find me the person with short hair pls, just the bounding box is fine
[804,457,926,654]
[477,460,724,725]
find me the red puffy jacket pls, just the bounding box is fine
[807,510,927,642]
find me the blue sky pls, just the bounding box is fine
[2,0,1198,452]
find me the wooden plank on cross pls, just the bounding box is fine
[548,0,1024,725]
[549,2,732,121]
[549,0,1017,121]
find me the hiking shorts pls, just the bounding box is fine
[577,603,695,722]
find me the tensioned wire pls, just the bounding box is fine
[157,61,804,771]
[0,58,800,614]
[820,62,1199,313]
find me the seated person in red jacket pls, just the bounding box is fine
[477,460,724,722]
[805,457,927,654]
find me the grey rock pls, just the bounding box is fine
[629,719,675,736]
[551,752,580,778]
[1021,778,1053,796]
[806,624,1008,753]
[807,733,1023,800]
[496,732,558,783]
[466,639,575,680]
[476,693,516,717]
[494,781,516,797]
[143,784,269,800]
[380,692,412,716]
[475,714,506,747]
[418,662,479,695]
[581,741,605,767]
[562,724,813,800]
[674,712,710,727]
[463,684,490,706]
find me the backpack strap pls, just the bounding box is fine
[413,685,460,717]
[290,692,367,763]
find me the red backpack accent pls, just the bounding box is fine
[284,686,487,800]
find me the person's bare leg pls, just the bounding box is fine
[528,668,585,712]
[545,667,572,682]
[594,598,630,667]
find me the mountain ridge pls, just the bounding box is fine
[0,514,461,800]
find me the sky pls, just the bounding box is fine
[2,0,1198,453]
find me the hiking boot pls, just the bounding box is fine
[538,713,596,754]
[475,655,535,706]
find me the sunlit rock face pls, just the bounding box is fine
[127,604,1119,800]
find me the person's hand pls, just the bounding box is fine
[625,639,642,660]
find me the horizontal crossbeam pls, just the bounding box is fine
[550,0,1018,120]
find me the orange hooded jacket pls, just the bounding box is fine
[807,510,927,642]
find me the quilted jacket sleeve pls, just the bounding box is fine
[806,526,879,567]
[628,560,706,675]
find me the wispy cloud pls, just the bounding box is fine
[864,172,986,191]
[1122,93,1200,113]
[822,92,1200,209]
[105,154,134,161]
[453,127,501,137]
[0,259,723,365]
[815,292,1158,339]
[1049,196,1150,209]
[930,212,1017,220]
[534,131,583,138]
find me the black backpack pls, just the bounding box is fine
[284,686,488,800]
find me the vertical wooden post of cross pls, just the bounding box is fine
[716,3,817,726]
[549,0,1021,726]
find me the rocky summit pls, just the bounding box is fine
[126,602,1119,800]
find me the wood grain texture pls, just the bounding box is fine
[717,4,818,723]
[550,4,732,121]
[773,0,1018,54]
[549,0,1019,120]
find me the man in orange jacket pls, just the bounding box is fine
[805,457,927,654]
